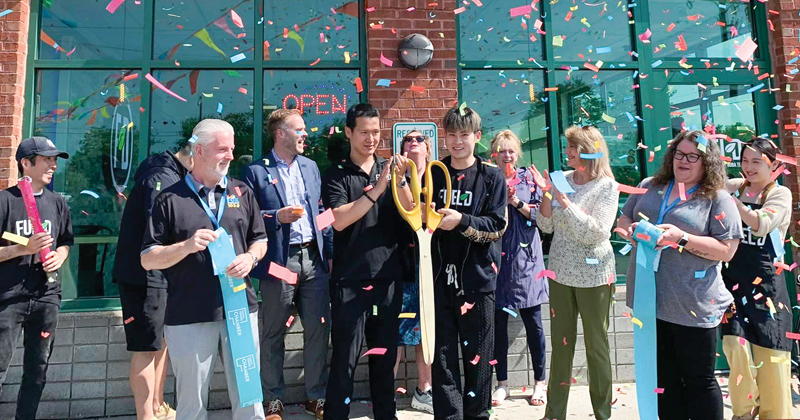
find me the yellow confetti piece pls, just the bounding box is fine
[310,127,318,132]
[630,317,643,328]
[638,212,649,222]
[552,36,563,47]
[545,191,553,200]
[690,310,697,317]
[2,231,29,246]
[344,51,351,64]
[770,356,790,365]
[601,113,616,124]
[233,283,247,293]
[398,313,417,319]
[596,60,604,69]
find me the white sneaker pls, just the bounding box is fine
[411,388,433,414]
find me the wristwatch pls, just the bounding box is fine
[677,232,689,248]
[398,178,408,188]
[247,252,259,269]
[516,200,525,210]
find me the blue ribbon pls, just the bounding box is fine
[632,220,664,420]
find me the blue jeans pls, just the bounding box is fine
[0,298,59,420]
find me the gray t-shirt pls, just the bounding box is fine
[622,177,743,328]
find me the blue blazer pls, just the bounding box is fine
[242,152,333,280]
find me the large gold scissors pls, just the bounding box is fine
[392,160,452,365]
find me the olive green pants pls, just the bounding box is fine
[545,280,613,420]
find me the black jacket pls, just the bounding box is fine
[113,151,188,287]
[431,156,508,294]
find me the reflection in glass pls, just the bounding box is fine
[649,0,753,58]
[149,70,254,177]
[263,70,358,171]
[551,0,633,62]
[153,0,254,62]
[39,0,144,60]
[460,70,547,169]
[34,69,142,298]
[667,84,757,173]
[263,0,360,63]
[554,71,640,186]
[458,0,543,62]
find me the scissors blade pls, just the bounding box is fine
[414,229,436,365]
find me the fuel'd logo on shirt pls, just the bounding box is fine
[741,226,766,247]
[15,219,52,236]
[440,189,472,207]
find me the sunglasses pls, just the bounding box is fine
[403,135,426,143]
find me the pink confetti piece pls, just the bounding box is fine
[460,302,474,315]
[470,355,480,365]
[316,208,335,231]
[776,153,797,166]
[678,182,687,201]
[638,28,652,42]
[238,87,248,95]
[66,47,76,57]
[509,5,531,17]
[535,269,556,281]
[454,6,466,14]
[396,387,407,394]
[124,317,135,324]
[145,73,187,102]
[563,336,568,346]
[654,388,664,394]
[739,337,747,346]
[380,53,393,67]
[230,9,244,29]
[361,347,388,357]
[321,317,326,324]
[736,37,758,62]
[41,331,50,338]
[269,262,298,285]
[473,0,483,6]
[488,359,498,366]
[106,0,127,14]
[363,285,374,291]
[786,332,800,340]
[366,6,375,12]
[286,315,295,327]
[617,184,648,194]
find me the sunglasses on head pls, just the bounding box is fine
[403,135,426,143]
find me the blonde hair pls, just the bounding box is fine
[267,108,303,140]
[490,130,522,157]
[564,125,614,180]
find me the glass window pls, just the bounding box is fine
[550,0,633,62]
[263,0,360,64]
[667,84,757,174]
[149,69,254,178]
[460,70,547,169]
[153,1,255,62]
[458,0,543,62]
[263,69,359,171]
[38,0,144,60]
[554,70,641,186]
[33,69,143,299]
[649,0,754,58]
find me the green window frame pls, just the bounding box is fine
[21,1,368,312]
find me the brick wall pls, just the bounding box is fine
[0,287,634,419]
[0,0,29,188]
[366,0,458,157]
[769,0,800,264]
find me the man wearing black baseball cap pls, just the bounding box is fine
[0,136,73,420]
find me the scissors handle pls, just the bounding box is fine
[392,160,423,232]
[423,161,451,231]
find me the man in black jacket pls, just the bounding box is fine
[113,143,192,420]
[429,106,507,420]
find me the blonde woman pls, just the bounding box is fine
[536,126,618,420]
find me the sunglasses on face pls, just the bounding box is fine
[674,150,702,163]
[403,135,426,143]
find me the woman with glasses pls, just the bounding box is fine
[488,130,548,407]
[536,125,618,420]
[617,130,742,420]
[721,138,794,420]
[393,130,434,413]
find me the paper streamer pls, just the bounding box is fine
[549,171,575,194]
[632,220,663,420]
[106,0,126,14]
[145,73,187,102]
[207,228,263,407]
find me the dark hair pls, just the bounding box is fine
[652,130,727,199]
[742,136,780,164]
[345,103,380,129]
[17,155,38,177]
[442,106,481,133]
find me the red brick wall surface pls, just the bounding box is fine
[0,0,29,188]
[365,0,459,157]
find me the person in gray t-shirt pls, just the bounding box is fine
[617,130,742,420]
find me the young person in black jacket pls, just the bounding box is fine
[429,107,508,420]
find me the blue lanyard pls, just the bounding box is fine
[657,180,698,224]
[185,174,227,230]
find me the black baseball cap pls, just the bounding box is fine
[15,136,69,161]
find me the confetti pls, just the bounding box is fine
[2,231,29,246]
[145,73,187,102]
[585,258,599,265]
[286,315,295,327]
[535,269,556,281]
[230,9,244,29]
[580,152,604,160]
[124,317,135,324]
[361,347,388,357]
[509,5,532,17]
[376,79,392,87]
[678,182,687,201]
[0,9,11,18]
[489,359,498,365]
[502,307,518,317]
[316,208,335,231]
[354,77,363,93]
[106,0,127,14]
[268,262,298,284]
[396,387,407,394]
[654,388,664,394]
[460,302,475,315]
[631,317,643,328]
[736,37,758,62]
[470,355,480,365]
[398,313,417,319]
[80,190,100,199]
[40,331,50,338]
[380,53,394,67]
[617,184,648,194]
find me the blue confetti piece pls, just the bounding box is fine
[467,391,476,397]
[216,102,223,113]
[344,397,350,404]
[774,105,784,111]
[586,258,599,265]
[652,60,663,68]
[595,46,612,54]
[625,112,634,122]
[376,79,391,87]
[189,134,198,144]
[0,9,11,18]
[580,152,604,159]
[619,243,633,255]
[549,171,575,194]
[790,57,799,65]
[746,83,764,94]
[696,135,708,147]
[80,190,100,199]
[229,53,246,63]
[694,270,705,279]
[502,307,519,318]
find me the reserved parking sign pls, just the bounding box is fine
[393,122,439,161]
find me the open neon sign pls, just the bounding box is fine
[282,94,348,115]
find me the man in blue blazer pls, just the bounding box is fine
[242,109,333,420]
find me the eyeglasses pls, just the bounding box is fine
[674,150,702,163]
[403,135,426,143]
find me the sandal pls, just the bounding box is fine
[491,385,509,406]
[529,380,546,406]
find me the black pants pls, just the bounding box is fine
[0,298,59,420]
[657,319,723,420]
[494,305,546,382]
[432,281,494,420]
[323,279,401,420]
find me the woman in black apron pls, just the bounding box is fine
[721,138,794,420]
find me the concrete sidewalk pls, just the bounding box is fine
[96,379,800,420]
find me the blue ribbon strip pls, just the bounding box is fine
[632,220,664,420]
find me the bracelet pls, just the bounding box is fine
[364,193,377,204]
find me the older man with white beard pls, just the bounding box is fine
[141,119,268,420]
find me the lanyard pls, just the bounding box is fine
[185,174,227,230]
[657,179,698,224]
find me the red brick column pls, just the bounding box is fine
[366,0,458,157]
[768,0,800,263]
[0,0,29,188]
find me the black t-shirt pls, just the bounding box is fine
[321,155,403,284]
[432,159,479,268]
[0,186,74,305]
[141,177,267,326]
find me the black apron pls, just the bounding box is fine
[720,190,792,352]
